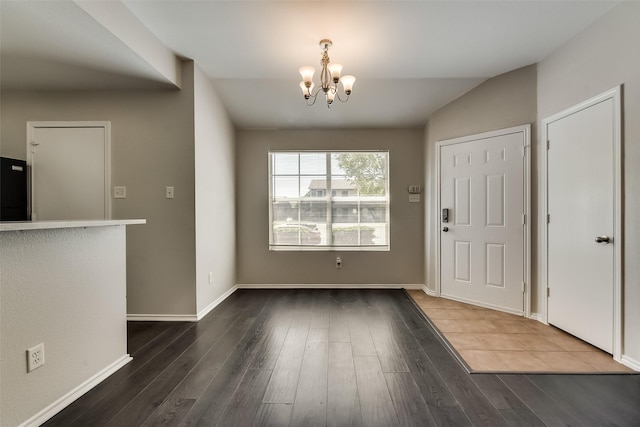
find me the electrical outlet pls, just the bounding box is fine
[166,186,174,199]
[113,186,127,199]
[27,343,45,373]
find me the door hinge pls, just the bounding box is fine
[522,146,526,157]
[522,282,525,293]
[522,214,526,225]
[547,140,550,150]
[547,214,550,224]
[547,287,550,297]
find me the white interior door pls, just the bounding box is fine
[27,123,110,220]
[438,126,528,315]
[546,95,618,354]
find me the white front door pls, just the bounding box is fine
[546,92,619,354]
[27,123,110,220]
[438,126,528,315]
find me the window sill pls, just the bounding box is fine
[269,245,390,252]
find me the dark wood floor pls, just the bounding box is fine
[43,289,640,426]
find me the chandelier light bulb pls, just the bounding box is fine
[300,81,313,99]
[341,75,356,95]
[299,66,316,84]
[328,63,343,83]
[326,89,336,104]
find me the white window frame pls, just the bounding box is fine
[268,150,390,251]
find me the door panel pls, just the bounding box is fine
[486,243,505,287]
[454,177,471,225]
[486,174,505,226]
[454,241,471,282]
[440,130,525,314]
[547,98,614,353]
[30,126,107,220]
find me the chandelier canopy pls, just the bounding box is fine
[299,39,356,108]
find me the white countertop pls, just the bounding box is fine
[0,219,146,232]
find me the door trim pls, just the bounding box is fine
[26,121,112,220]
[541,86,622,361]
[435,124,531,317]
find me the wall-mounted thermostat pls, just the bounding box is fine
[408,185,421,194]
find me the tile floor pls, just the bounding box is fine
[407,290,634,373]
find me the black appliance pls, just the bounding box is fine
[1,157,28,221]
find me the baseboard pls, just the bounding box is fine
[621,355,640,372]
[421,285,436,296]
[529,312,546,323]
[441,292,524,316]
[18,354,132,427]
[197,285,238,320]
[236,283,424,290]
[127,313,198,322]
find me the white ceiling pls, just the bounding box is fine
[0,1,619,129]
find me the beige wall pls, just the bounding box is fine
[236,129,424,285]
[423,65,538,303]
[1,61,198,315]
[193,64,236,314]
[537,1,640,367]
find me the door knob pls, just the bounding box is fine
[442,227,449,232]
[595,235,611,244]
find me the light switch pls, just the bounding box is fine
[166,186,174,199]
[113,186,126,199]
[409,194,420,203]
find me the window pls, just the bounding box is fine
[269,151,389,250]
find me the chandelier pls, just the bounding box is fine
[298,39,356,108]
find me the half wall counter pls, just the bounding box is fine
[0,219,145,427]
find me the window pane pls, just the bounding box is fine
[273,153,298,175]
[300,153,326,175]
[273,176,299,198]
[330,153,347,175]
[369,224,388,245]
[331,177,356,197]
[272,200,298,223]
[301,176,328,198]
[356,175,387,196]
[273,223,301,245]
[300,200,327,224]
[331,199,358,224]
[300,201,327,245]
[331,152,387,196]
[329,225,363,246]
[332,224,385,246]
[359,200,387,223]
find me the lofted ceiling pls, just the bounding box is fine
[0,1,619,129]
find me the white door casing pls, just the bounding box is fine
[543,87,622,358]
[27,122,111,221]
[436,125,530,316]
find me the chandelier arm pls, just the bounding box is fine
[305,85,325,106]
[334,89,350,103]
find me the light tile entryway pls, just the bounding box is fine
[408,290,633,373]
